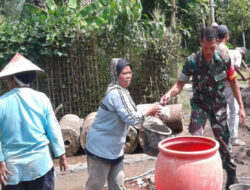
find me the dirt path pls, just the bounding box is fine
[0,117,248,190]
[53,116,250,190]
[54,154,156,190]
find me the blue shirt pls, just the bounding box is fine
[86,86,145,160]
[0,88,65,185]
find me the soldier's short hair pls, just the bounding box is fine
[200,27,217,41]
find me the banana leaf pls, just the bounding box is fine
[68,0,77,9]
[46,0,58,12]
[22,3,47,21]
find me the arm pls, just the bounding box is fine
[234,66,246,81]
[160,81,186,106]
[107,89,159,126]
[44,98,68,174]
[229,79,246,125]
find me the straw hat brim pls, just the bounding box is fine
[0,53,45,79]
[0,69,44,79]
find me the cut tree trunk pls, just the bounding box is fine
[80,112,97,150]
[59,114,82,156]
[124,126,138,154]
[80,112,139,154]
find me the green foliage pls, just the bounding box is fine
[0,0,182,115]
[215,0,250,48]
[0,0,180,63]
[147,0,211,51]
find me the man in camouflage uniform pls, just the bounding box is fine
[160,27,246,190]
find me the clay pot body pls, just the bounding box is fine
[137,104,183,132]
[155,136,223,190]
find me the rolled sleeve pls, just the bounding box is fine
[178,72,190,82]
[179,58,193,82]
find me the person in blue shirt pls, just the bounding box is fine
[84,58,160,190]
[0,53,67,190]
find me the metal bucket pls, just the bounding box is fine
[229,184,250,190]
[142,123,172,157]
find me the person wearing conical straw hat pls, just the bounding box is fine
[0,53,67,190]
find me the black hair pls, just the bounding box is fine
[14,71,36,84]
[218,32,227,39]
[200,27,217,41]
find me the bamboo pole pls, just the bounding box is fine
[67,53,72,113]
[58,56,64,111]
[93,40,101,100]
[50,56,55,103]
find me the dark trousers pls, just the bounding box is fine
[2,167,54,190]
[189,104,236,174]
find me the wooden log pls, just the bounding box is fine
[139,116,172,157]
[79,118,84,133]
[80,112,139,154]
[124,126,138,154]
[80,112,97,150]
[59,114,82,157]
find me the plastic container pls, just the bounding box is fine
[229,183,250,190]
[155,136,223,190]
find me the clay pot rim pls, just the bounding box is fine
[158,136,219,156]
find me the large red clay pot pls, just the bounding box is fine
[155,136,223,190]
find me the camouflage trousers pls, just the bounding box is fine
[189,103,236,174]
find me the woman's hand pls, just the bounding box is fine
[145,103,161,117]
[0,161,13,186]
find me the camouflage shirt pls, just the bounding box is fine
[179,50,236,113]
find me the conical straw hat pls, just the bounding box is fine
[0,53,44,79]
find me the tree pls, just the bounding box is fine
[170,0,176,28]
[2,0,26,20]
[216,0,250,48]
[209,0,215,24]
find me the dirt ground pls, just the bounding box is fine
[53,115,250,190]
[52,85,250,190]
[54,154,156,190]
